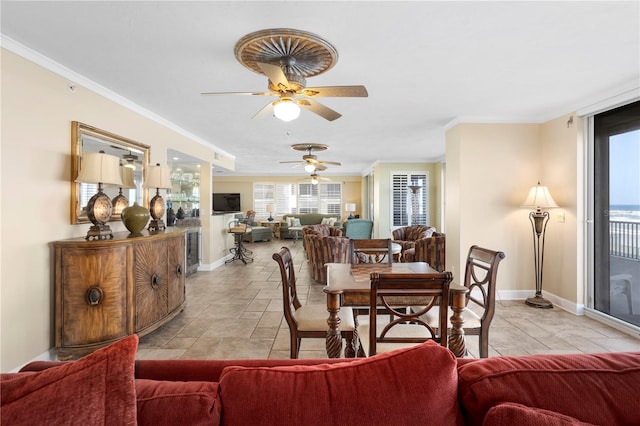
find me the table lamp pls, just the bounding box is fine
[266,204,275,221]
[521,181,559,309]
[345,203,356,220]
[75,151,122,240]
[144,163,172,232]
[112,166,136,215]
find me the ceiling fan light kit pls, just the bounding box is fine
[202,28,367,122]
[273,98,300,122]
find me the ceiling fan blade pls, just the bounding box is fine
[298,98,342,121]
[257,62,291,91]
[200,91,274,96]
[317,160,342,166]
[252,102,274,119]
[279,160,302,164]
[301,85,368,98]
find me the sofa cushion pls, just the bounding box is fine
[1,334,138,426]
[136,379,220,426]
[482,402,596,426]
[458,351,640,426]
[218,341,463,425]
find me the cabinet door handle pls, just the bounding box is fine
[85,286,104,306]
[151,274,159,290]
[176,264,183,276]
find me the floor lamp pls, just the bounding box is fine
[408,184,421,225]
[522,182,559,308]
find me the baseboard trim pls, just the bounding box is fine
[496,290,584,316]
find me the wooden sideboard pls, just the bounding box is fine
[52,228,186,358]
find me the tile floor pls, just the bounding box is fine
[137,238,640,360]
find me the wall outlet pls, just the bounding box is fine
[555,210,565,222]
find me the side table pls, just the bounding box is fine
[259,220,282,239]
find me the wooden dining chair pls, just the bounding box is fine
[351,238,393,264]
[357,271,453,357]
[272,247,356,359]
[421,245,505,358]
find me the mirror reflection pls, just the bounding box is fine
[167,149,202,225]
[71,122,150,224]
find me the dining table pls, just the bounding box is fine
[323,262,469,358]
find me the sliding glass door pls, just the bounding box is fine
[592,101,640,326]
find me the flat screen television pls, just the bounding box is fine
[212,193,241,213]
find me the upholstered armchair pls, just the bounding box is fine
[392,225,437,257]
[304,234,352,284]
[403,233,446,271]
[302,224,343,257]
[303,224,343,237]
[241,210,274,242]
[342,219,373,239]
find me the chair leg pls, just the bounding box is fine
[344,331,359,358]
[479,328,489,358]
[290,333,299,359]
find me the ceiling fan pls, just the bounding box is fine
[280,143,341,172]
[201,28,368,121]
[299,172,331,186]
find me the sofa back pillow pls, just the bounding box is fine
[218,341,463,425]
[457,351,640,426]
[1,335,138,426]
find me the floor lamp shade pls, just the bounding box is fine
[75,151,123,240]
[521,182,559,308]
[144,163,172,232]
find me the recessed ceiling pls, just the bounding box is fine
[1,1,638,176]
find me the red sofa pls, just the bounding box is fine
[2,335,639,425]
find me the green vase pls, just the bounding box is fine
[121,202,149,235]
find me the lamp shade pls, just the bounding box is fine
[522,182,559,209]
[408,185,422,195]
[273,99,300,122]
[119,166,136,189]
[265,204,274,213]
[345,203,356,212]
[75,152,122,186]
[143,164,172,189]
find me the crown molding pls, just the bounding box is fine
[1,34,235,162]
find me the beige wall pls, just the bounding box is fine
[445,120,581,308]
[0,49,226,371]
[540,114,583,305]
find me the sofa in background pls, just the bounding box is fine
[280,213,341,239]
[7,336,640,425]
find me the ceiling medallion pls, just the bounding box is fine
[234,29,339,78]
[290,143,329,153]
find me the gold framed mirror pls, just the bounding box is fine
[71,122,150,224]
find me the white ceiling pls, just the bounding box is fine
[2,1,638,177]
